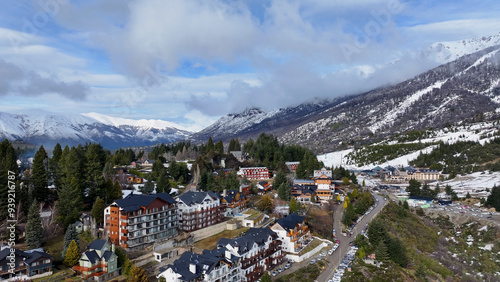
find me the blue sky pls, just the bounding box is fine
[1,0,500,131]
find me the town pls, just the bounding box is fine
[1,134,499,282]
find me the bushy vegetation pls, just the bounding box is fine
[411,138,500,176]
[347,142,431,166]
[344,201,500,281]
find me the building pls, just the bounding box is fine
[104,193,178,249]
[220,190,248,217]
[217,228,284,282]
[270,213,311,254]
[239,184,251,196]
[291,185,316,204]
[285,161,300,172]
[257,181,272,195]
[177,191,222,232]
[238,167,270,180]
[126,174,144,184]
[157,249,242,282]
[73,239,119,282]
[0,246,53,281]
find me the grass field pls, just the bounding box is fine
[194,227,250,250]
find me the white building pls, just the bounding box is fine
[176,191,222,232]
[270,213,311,254]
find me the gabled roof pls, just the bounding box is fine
[102,251,116,262]
[216,227,277,255]
[114,193,175,212]
[177,191,219,206]
[83,250,100,264]
[88,239,107,251]
[275,213,304,231]
[0,248,52,265]
[166,251,230,280]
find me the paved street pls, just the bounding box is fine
[316,193,387,282]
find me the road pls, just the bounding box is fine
[316,192,387,282]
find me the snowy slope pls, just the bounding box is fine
[424,32,500,65]
[319,121,500,170]
[0,110,192,149]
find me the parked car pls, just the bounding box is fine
[310,259,316,264]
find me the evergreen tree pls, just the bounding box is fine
[310,192,316,203]
[32,145,49,202]
[85,143,107,202]
[59,146,86,196]
[115,246,132,275]
[141,174,155,194]
[386,235,408,267]
[375,241,389,262]
[92,197,106,226]
[63,240,80,267]
[128,265,149,282]
[352,188,359,199]
[206,137,215,154]
[110,180,123,203]
[368,219,388,247]
[214,141,224,154]
[486,185,500,211]
[0,139,18,221]
[62,223,79,259]
[56,177,83,229]
[278,182,291,201]
[273,170,288,190]
[295,163,307,179]
[289,197,301,213]
[343,202,356,226]
[49,143,63,190]
[156,171,171,194]
[26,200,44,249]
[406,179,422,196]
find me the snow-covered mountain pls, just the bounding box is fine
[0,110,191,149]
[199,42,500,152]
[423,32,500,65]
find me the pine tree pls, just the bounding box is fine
[49,143,63,191]
[141,174,155,194]
[352,188,359,199]
[62,223,79,258]
[273,170,288,190]
[156,171,171,194]
[85,143,107,202]
[407,179,422,196]
[289,197,300,213]
[63,240,80,267]
[206,137,215,154]
[277,183,289,201]
[375,241,389,262]
[56,177,83,229]
[486,185,500,211]
[32,146,49,202]
[128,265,149,282]
[26,200,44,249]
[92,197,106,226]
[310,192,316,203]
[110,180,123,203]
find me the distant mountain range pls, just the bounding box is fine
[194,34,500,152]
[2,33,500,152]
[0,110,191,150]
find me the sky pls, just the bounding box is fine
[1,0,500,132]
